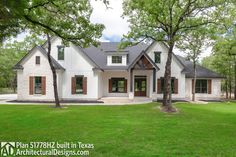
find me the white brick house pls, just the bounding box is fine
[14,37,224,101]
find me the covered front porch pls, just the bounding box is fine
[99,52,159,100]
[129,52,159,99]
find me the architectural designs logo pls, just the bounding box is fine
[0,142,15,156]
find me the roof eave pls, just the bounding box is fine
[92,67,104,72]
[186,76,226,79]
[13,67,24,70]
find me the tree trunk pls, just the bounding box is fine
[226,79,228,99]
[192,61,196,101]
[229,68,232,99]
[46,34,60,107]
[229,79,232,99]
[234,58,236,99]
[162,42,175,112]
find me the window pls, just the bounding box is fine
[154,52,161,63]
[36,56,40,64]
[34,77,42,94]
[195,80,208,93]
[111,78,125,93]
[75,76,83,94]
[160,78,175,93]
[57,46,65,60]
[112,56,122,64]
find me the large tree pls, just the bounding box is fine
[122,0,231,112]
[177,31,208,101]
[1,0,106,107]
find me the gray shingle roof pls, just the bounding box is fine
[14,40,224,79]
[81,42,149,70]
[13,46,65,70]
[82,42,224,78]
[176,55,224,78]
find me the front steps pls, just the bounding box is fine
[99,97,152,104]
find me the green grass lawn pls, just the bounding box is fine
[0,102,236,157]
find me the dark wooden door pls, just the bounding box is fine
[134,78,147,96]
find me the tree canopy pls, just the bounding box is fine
[122,0,229,46]
[1,0,105,46]
[177,30,208,62]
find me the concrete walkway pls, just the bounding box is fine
[0,94,153,105]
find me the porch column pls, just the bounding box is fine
[153,68,156,92]
[130,68,133,92]
[129,69,134,99]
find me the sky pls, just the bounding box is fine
[90,0,129,42]
[15,0,212,58]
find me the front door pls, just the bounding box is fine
[134,77,147,96]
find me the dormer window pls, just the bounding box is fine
[107,54,126,66]
[154,51,161,63]
[112,56,122,64]
[57,46,64,60]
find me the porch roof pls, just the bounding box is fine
[128,51,160,70]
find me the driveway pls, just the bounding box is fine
[0,94,17,103]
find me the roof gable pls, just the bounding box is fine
[13,46,65,70]
[145,41,185,70]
